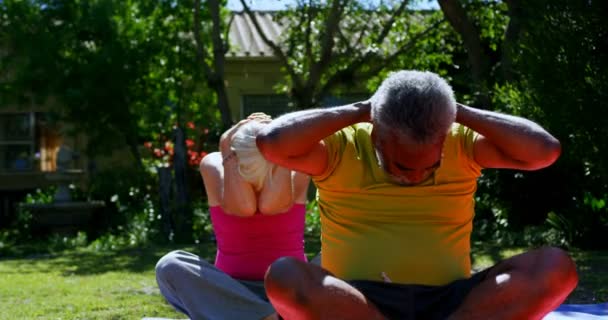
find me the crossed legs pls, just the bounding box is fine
[265,247,578,320]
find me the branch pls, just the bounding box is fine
[336,26,356,55]
[437,0,490,83]
[321,1,410,94]
[318,18,446,99]
[350,14,369,52]
[372,0,409,45]
[209,0,225,70]
[502,0,522,81]
[308,0,346,86]
[223,13,235,55]
[304,0,313,71]
[239,0,303,89]
[380,18,446,69]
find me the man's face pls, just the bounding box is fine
[372,128,444,186]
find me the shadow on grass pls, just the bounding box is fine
[1,235,322,277]
[0,243,216,276]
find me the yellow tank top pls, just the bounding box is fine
[313,123,482,286]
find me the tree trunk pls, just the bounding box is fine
[209,0,232,128]
[158,166,173,242]
[438,0,492,108]
[172,126,192,243]
[502,0,523,82]
[125,135,144,171]
[292,85,318,110]
[193,0,233,128]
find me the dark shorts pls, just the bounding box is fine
[349,269,491,320]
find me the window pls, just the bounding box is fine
[321,94,369,108]
[242,94,293,118]
[0,113,36,172]
[241,93,368,119]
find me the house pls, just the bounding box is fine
[225,12,292,119]
[225,11,366,119]
[0,11,366,221]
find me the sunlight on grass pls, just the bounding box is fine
[0,244,605,319]
[471,243,526,271]
[470,243,608,304]
[0,247,195,320]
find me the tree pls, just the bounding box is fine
[0,0,220,243]
[436,0,608,247]
[239,0,448,109]
[500,0,608,246]
[438,0,493,107]
[193,0,233,129]
[0,0,214,164]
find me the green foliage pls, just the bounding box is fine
[87,167,166,247]
[1,0,605,250]
[0,0,218,163]
[367,9,455,93]
[440,0,608,248]
[0,229,17,254]
[305,199,321,237]
[257,1,455,108]
[9,187,60,242]
[192,200,213,243]
[480,0,608,248]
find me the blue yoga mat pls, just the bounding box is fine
[142,304,608,320]
[543,303,608,319]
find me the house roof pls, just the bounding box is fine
[227,11,283,59]
[226,9,432,59]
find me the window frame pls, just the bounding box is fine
[0,112,36,172]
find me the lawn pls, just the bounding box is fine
[0,240,606,320]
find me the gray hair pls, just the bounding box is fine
[230,121,276,191]
[370,70,456,144]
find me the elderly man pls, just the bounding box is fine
[256,70,578,320]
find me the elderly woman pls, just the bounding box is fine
[155,113,310,320]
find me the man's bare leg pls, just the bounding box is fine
[449,246,578,320]
[264,257,387,320]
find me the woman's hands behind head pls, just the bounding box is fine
[218,112,311,215]
[220,113,272,152]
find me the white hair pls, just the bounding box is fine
[230,121,276,191]
[370,70,456,144]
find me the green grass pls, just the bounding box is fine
[0,241,605,319]
[0,246,204,320]
[470,242,608,304]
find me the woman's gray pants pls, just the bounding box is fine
[155,250,276,320]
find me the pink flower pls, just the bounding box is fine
[153,148,163,158]
[164,141,173,152]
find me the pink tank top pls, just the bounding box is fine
[210,203,307,280]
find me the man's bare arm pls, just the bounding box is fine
[256,102,371,175]
[456,103,561,170]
